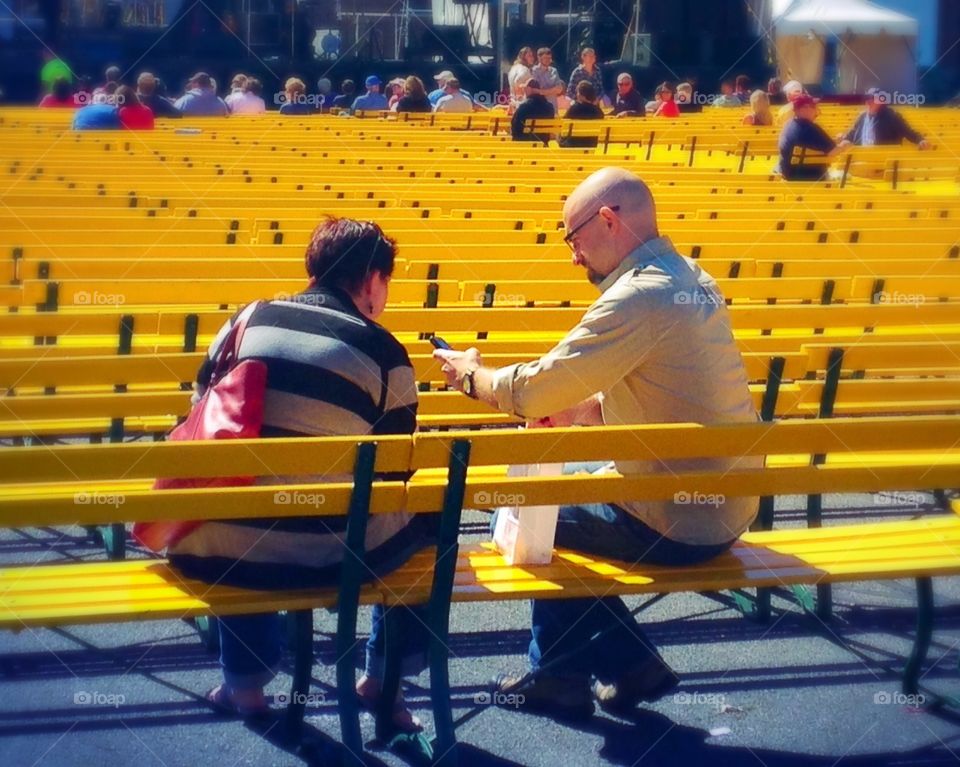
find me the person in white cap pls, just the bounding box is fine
[776,79,805,124]
[385,77,404,110]
[428,70,455,105]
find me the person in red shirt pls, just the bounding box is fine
[654,82,680,118]
[39,78,76,108]
[116,85,155,130]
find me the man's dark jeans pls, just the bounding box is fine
[493,463,734,683]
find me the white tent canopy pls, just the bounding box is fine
[773,0,917,37]
[771,0,918,94]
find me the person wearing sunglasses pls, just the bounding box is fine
[612,72,644,118]
[434,167,760,721]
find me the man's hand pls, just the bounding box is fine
[829,139,853,157]
[918,139,931,151]
[433,347,482,392]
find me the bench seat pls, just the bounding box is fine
[4,513,958,627]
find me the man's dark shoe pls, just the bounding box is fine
[592,654,680,714]
[493,672,594,721]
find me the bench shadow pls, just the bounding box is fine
[583,709,956,767]
[250,715,397,767]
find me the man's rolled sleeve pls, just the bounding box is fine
[488,288,652,419]
[492,363,523,413]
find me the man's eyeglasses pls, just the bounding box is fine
[563,205,620,246]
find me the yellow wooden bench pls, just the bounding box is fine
[2,416,959,764]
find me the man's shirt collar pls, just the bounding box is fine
[598,236,676,292]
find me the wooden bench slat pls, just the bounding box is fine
[3,516,959,626]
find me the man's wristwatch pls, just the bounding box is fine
[460,366,479,399]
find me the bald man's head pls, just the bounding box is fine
[562,168,658,284]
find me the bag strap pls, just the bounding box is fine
[209,301,263,385]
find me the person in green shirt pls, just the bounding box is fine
[40,52,73,93]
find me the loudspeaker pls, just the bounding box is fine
[622,33,652,67]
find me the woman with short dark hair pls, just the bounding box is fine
[562,80,604,148]
[169,217,431,731]
[564,80,604,120]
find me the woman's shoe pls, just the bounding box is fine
[355,674,424,733]
[205,683,271,719]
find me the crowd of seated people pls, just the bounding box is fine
[38,57,933,169]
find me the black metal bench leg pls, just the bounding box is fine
[375,605,435,763]
[903,577,934,696]
[806,493,832,620]
[335,608,365,767]
[285,609,313,744]
[335,442,378,766]
[753,495,775,623]
[428,440,471,767]
[375,606,403,743]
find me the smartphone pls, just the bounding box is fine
[429,335,453,350]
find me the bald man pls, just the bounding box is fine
[435,168,760,720]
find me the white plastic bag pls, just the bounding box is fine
[492,462,563,565]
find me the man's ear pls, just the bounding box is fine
[598,206,618,227]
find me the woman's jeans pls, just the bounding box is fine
[218,514,437,691]
[219,605,430,691]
